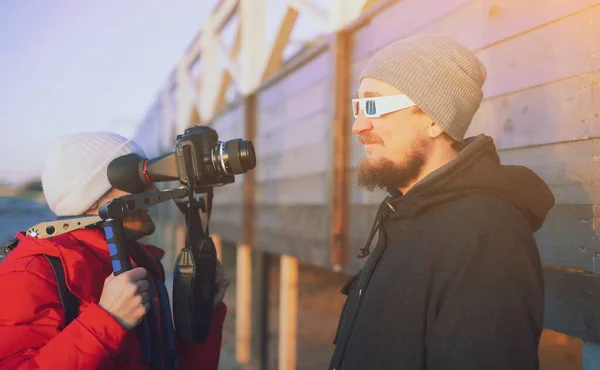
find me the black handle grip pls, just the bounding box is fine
[103,219,132,276]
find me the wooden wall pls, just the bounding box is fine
[210,101,246,243]
[252,47,334,267]
[347,0,600,273]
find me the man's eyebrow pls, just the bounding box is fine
[355,91,382,98]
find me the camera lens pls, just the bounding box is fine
[212,139,256,175]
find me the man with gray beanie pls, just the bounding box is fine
[0,132,228,370]
[329,34,555,370]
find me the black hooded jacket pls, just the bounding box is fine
[329,134,555,370]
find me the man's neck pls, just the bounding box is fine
[398,145,460,195]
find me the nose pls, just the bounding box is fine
[352,111,373,135]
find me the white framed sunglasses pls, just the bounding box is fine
[352,94,416,118]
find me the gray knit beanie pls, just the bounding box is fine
[359,34,487,141]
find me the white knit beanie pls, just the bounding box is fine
[41,132,146,216]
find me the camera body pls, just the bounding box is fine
[107,125,256,194]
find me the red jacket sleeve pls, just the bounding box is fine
[0,262,129,369]
[176,301,227,370]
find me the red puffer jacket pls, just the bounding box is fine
[0,228,226,370]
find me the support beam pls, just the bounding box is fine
[174,58,199,132]
[262,7,299,81]
[330,31,351,270]
[236,243,252,364]
[328,0,367,32]
[211,234,223,261]
[186,0,239,59]
[239,0,268,95]
[215,24,242,114]
[278,255,298,370]
[198,32,223,123]
[251,250,270,370]
[288,0,329,26]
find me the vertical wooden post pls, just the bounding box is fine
[237,91,258,365]
[252,250,270,370]
[330,31,351,271]
[211,233,223,260]
[278,255,298,370]
[236,243,252,364]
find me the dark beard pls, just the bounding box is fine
[357,149,426,192]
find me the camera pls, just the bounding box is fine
[25,125,255,344]
[107,125,256,193]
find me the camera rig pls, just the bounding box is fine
[25,125,256,344]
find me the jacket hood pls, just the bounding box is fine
[388,134,555,232]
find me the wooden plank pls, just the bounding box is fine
[535,205,600,273]
[242,94,257,247]
[236,243,252,364]
[288,0,329,26]
[256,143,330,182]
[256,110,330,160]
[262,7,299,81]
[351,2,600,147]
[330,31,351,270]
[211,102,245,140]
[477,5,600,99]
[467,71,600,150]
[278,255,298,370]
[543,267,600,344]
[239,0,268,94]
[215,23,242,114]
[256,78,330,137]
[251,250,270,369]
[211,233,223,260]
[259,48,332,109]
[213,182,244,205]
[346,203,600,273]
[415,0,600,51]
[256,173,329,205]
[499,139,600,206]
[349,139,600,206]
[351,0,474,61]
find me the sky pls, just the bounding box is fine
[0,1,216,185]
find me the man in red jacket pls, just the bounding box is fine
[0,132,229,370]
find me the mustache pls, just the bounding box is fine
[359,133,384,145]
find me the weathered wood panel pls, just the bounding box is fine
[210,100,245,140]
[256,78,330,142]
[467,71,600,150]
[254,48,333,210]
[476,6,600,99]
[350,1,600,150]
[500,139,600,206]
[256,173,329,205]
[349,138,600,205]
[346,204,600,275]
[544,267,600,344]
[210,204,244,243]
[416,0,600,52]
[255,108,330,163]
[347,139,600,272]
[351,0,474,61]
[211,101,246,236]
[258,49,332,110]
[257,143,329,183]
[254,205,331,268]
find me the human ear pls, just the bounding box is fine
[427,122,445,139]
